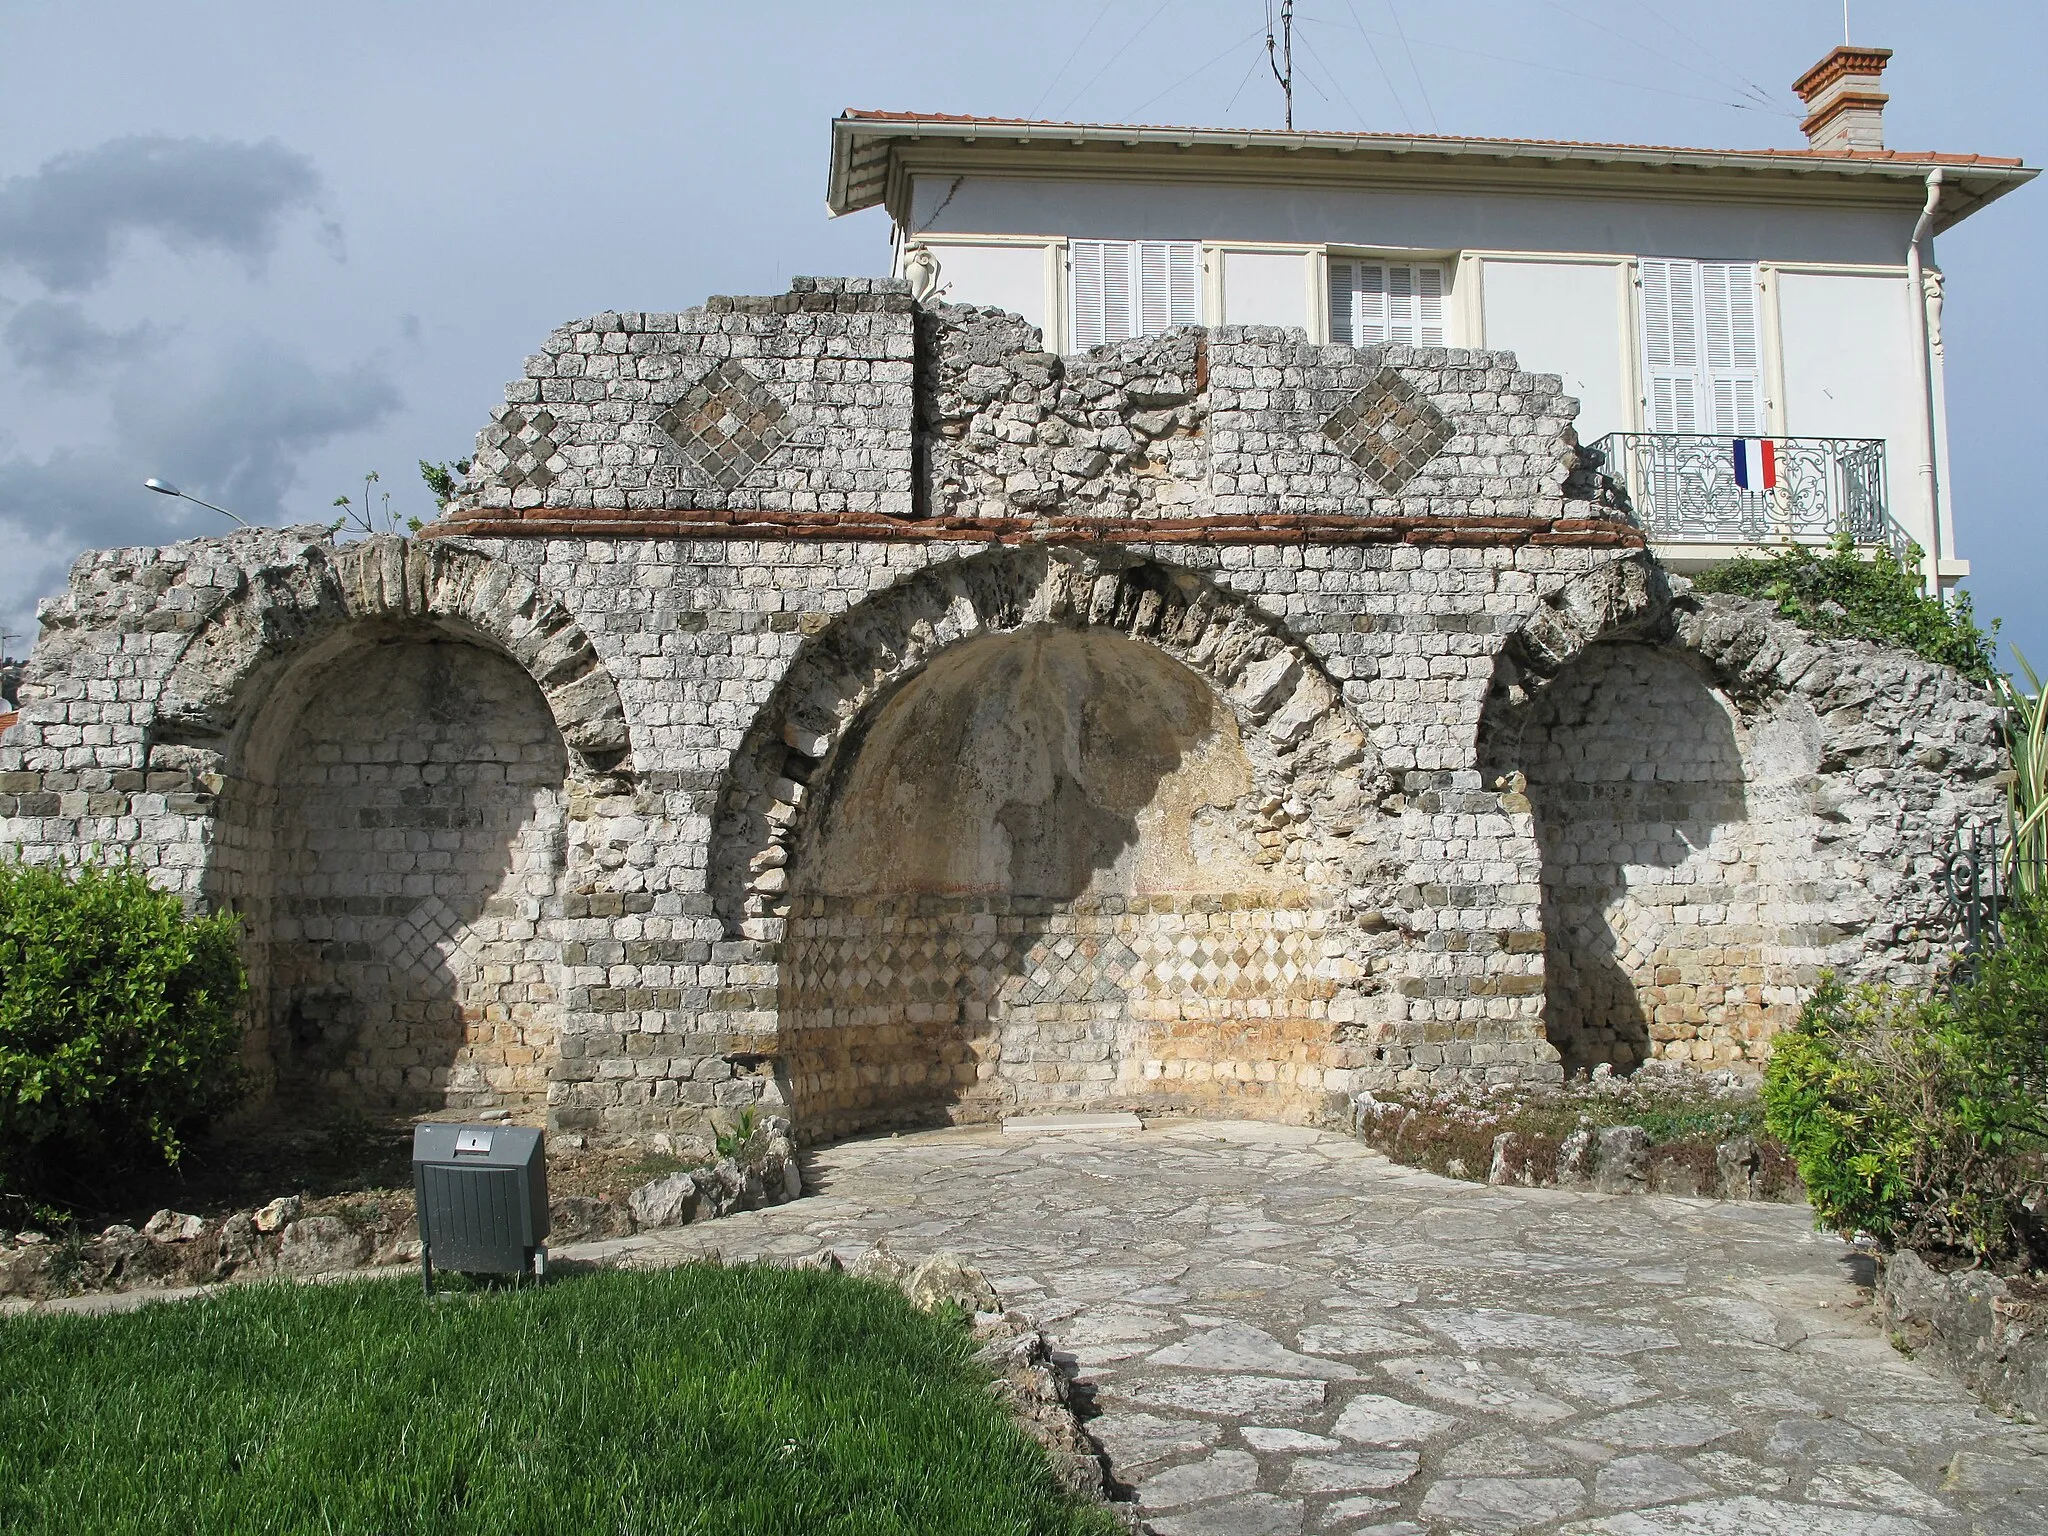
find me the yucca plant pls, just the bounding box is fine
[1995,647,2047,902]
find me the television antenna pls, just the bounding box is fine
[1266,0,1294,129]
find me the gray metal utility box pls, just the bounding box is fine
[412,1124,550,1289]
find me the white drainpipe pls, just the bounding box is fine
[1905,169,1944,592]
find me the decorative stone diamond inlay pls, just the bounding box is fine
[656,359,791,490]
[1322,367,1454,493]
[486,408,558,492]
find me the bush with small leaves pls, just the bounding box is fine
[1763,903,2048,1272]
[0,859,247,1205]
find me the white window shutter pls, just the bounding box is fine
[1415,265,1445,346]
[1135,242,1199,335]
[1327,259,1445,347]
[1168,242,1200,327]
[1137,242,1172,335]
[1100,241,1133,345]
[1640,258,1702,434]
[1073,240,1181,349]
[1358,263,1390,344]
[1386,263,1416,343]
[1328,260,1357,345]
[1070,241,1106,351]
[1701,261,1764,437]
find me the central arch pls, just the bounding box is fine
[711,547,1386,1139]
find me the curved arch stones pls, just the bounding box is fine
[154,537,629,775]
[710,546,1375,934]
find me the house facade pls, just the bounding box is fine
[830,48,2032,590]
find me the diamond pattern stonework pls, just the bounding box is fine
[657,360,792,490]
[485,408,559,493]
[1322,368,1455,493]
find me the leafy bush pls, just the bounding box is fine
[1692,534,1999,681]
[0,859,247,1201]
[1763,904,2048,1271]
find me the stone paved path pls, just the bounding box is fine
[569,1120,2048,1535]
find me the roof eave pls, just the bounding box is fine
[827,115,2036,231]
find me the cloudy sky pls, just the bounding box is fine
[1,1,2040,666]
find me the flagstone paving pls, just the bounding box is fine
[566,1120,2048,1535]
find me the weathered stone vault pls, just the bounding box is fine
[0,277,2006,1142]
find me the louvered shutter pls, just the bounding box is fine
[1394,264,1445,345]
[1070,240,1136,350]
[1099,241,1133,344]
[1070,241,1106,351]
[1700,261,1764,436]
[1639,258,1702,433]
[1359,264,1389,343]
[1136,242,1198,334]
[1137,241,1172,335]
[1072,240,1186,349]
[1328,260,1445,347]
[1166,242,1199,327]
[1328,260,1357,345]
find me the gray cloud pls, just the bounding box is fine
[4,299,159,385]
[0,337,401,639]
[0,136,320,291]
[109,336,401,514]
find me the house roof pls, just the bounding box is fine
[828,111,2034,234]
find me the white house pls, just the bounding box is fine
[826,46,2033,589]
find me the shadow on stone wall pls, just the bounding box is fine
[780,627,1328,1138]
[1518,643,1749,1075]
[208,628,568,1115]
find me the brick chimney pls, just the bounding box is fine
[1792,45,1893,152]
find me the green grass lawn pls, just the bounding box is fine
[0,1263,1121,1536]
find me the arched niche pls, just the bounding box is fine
[149,539,620,1116]
[211,622,571,1113]
[772,614,1364,1140]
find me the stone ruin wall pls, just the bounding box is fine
[0,277,2008,1145]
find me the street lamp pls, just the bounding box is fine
[144,478,249,528]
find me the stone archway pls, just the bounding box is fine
[149,538,626,1114]
[1478,554,1828,1072]
[156,537,628,774]
[711,547,1388,1139]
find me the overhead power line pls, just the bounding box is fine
[1128,23,1269,120]
[1059,0,1176,119]
[1385,0,1438,132]
[1301,15,1794,118]
[1032,0,1121,120]
[1344,0,1414,132]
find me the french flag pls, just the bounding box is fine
[1732,437,1777,491]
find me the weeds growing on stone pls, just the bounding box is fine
[1354,1067,1790,1194]
[1692,533,2000,681]
[0,1262,1121,1536]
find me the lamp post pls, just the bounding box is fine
[144,478,248,528]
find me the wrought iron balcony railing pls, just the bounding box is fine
[1584,433,1902,552]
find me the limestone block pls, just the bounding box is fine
[1593,1126,1650,1195]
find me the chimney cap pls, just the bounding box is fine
[1792,45,1894,104]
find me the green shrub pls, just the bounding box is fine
[1692,534,1999,681]
[1763,904,2048,1270]
[0,858,247,1200]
